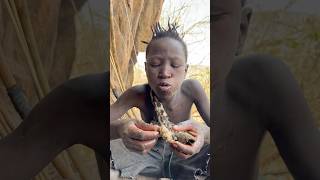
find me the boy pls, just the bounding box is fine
[213,0,320,179]
[110,23,210,179]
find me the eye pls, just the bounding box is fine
[146,61,161,67]
[146,59,161,67]
[149,63,161,67]
[171,64,182,68]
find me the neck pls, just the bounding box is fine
[156,89,181,111]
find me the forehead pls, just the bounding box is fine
[147,37,186,60]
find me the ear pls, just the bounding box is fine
[236,6,253,56]
[144,62,148,73]
[185,64,189,73]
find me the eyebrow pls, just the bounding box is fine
[147,55,184,60]
[146,55,163,61]
[170,57,184,62]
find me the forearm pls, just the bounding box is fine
[0,121,69,179]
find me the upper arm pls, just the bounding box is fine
[228,55,320,179]
[110,85,143,121]
[184,80,210,125]
[256,56,320,179]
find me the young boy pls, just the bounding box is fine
[110,23,210,179]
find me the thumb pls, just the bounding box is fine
[135,121,160,131]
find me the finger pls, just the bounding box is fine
[173,124,197,132]
[122,138,141,152]
[170,141,195,155]
[136,121,160,131]
[170,146,191,159]
[123,138,157,152]
[127,124,159,140]
[141,138,158,151]
[188,131,198,137]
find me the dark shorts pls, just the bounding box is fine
[110,139,210,179]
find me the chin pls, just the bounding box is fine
[155,89,176,101]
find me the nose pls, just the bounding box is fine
[158,64,172,79]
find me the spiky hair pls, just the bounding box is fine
[145,22,188,61]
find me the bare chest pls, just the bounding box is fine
[140,95,193,124]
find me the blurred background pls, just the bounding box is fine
[0,0,107,179]
[242,0,320,179]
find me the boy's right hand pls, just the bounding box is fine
[118,120,160,154]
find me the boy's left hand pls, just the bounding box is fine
[169,121,205,159]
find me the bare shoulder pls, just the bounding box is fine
[181,79,206,101]
[120,84,148,99]
[62,72,107,103]
[182,79,203,90]
[227,54,295,107]
[113,84,149,108]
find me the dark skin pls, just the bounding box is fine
[0,73,107,179]
[110,37,210,160]
[213,0,320,179]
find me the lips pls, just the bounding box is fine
[157,82,172,92]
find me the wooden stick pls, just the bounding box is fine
[4,0,44,98]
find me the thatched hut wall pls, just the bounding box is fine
[110,0,164,94]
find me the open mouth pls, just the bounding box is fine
[158,82,171,92]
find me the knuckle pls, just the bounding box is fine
[138,132,144,140]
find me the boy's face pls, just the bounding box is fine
[145,37,188,101]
